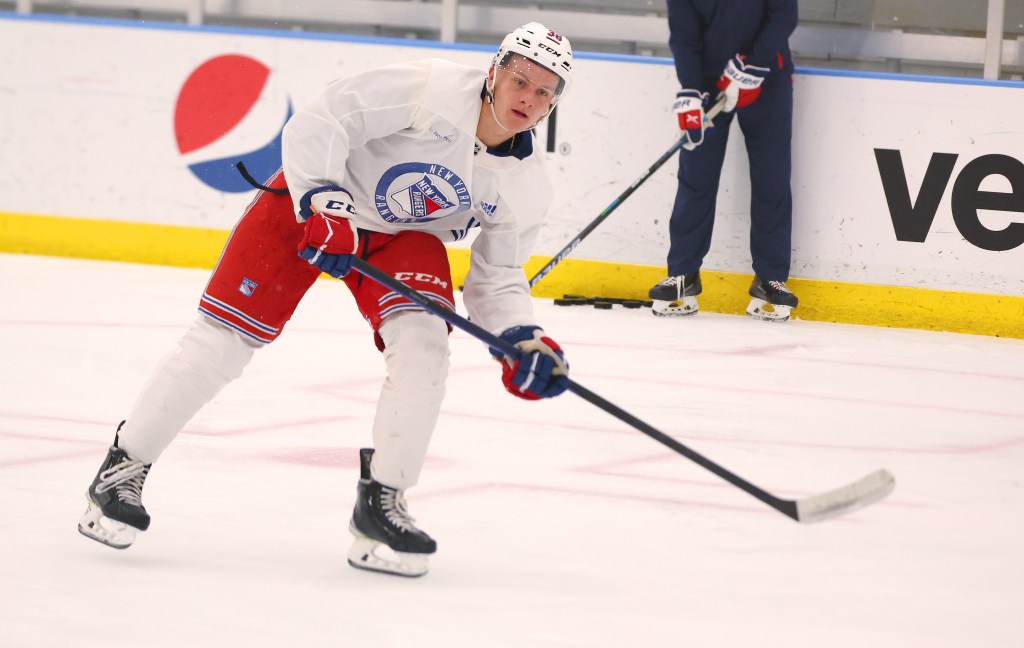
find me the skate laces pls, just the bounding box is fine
[657,275,685,299]
[767,280,791,294]
[379,486,418,533]
[96,459,149,506]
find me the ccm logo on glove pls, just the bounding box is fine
[323,199,357,214]
[491,325,569,400]
[298,184,358,221]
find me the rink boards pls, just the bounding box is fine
[1,12,1022,338]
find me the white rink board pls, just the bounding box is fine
[1,14,1022,295]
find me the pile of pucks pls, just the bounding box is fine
[553,295,652,310]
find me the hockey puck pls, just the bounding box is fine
[554,297,591,306]
[621,300,644,309]
[593,301,614,310]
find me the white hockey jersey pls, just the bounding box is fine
[281,58,554,335]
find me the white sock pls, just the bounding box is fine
[118,316,257,464]
[370,311,450,489]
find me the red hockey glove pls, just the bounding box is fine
[297,186,359,278]
[674,89,709,151]
[716,55,769,111]
[491,326,569,400]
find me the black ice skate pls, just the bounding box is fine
[649,271,702,317]
[747,276,799,322]
[78,422,151,549]
[348,448,436,577]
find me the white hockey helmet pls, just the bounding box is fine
[492,22,573,102]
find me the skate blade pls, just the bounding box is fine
[746,298,791,322]
[651,297,698,317]
[78,500,138,550]
[347,536,429,578]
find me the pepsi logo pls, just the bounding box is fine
[174,54,292,193]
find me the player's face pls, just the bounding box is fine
[490,55,560,131]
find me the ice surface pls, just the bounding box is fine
[1,253,1022,647]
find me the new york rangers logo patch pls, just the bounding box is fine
[375,162,472,224]
[238,277,258,297]
[390,175,456,218]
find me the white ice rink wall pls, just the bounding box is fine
[1,13,1022,337]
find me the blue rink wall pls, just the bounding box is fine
[1,12,1022,339]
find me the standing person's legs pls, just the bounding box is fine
[666,111,734,277]
[738,76,794,283]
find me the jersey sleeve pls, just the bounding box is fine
[462,165,553,335]
[281,60,431,220]
[666,0,706,90]
[748,0,798,71]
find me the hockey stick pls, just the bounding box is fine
[528,94,727,288]
[351,257,895,523]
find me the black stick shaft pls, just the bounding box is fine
[351,257,797,521]
[528,138,682,288]
[528,96,726,289]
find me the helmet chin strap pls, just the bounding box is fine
[481,74,512,133]
[484,78,514,133]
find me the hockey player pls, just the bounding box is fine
[649,0,800,321]
[78,23,574,577]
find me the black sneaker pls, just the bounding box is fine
[749,276,798,308]
[649,271,702,301]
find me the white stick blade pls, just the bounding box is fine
[795,469,895,523]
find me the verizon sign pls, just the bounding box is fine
[875,150,1024,251]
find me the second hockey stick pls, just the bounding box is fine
[528,94,726,288]
[351,257,895,524]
